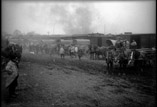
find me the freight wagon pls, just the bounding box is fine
[90,33,156,49]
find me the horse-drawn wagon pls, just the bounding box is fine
[105,39,156,72]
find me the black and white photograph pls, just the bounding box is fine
[1,0,156,107]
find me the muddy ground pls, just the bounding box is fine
[2,53,156,107]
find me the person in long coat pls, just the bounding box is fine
[131,40,137,49]
[5,56,19,98]
[59,45,65,59]
[106,47,115,70]
[1,38,19,99]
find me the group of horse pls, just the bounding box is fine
[88,44,156,73]
[22,42,87,59]
[23,43,53,55]
[21,41,156,74]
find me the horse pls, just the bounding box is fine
[78,48,84,60]
[106,49,114,70]
[95,46,107,60]
[128,49,147,75]
[115,50,129,70]
[49,45,57,56]
[88,45,97,60]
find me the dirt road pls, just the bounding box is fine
[3,53,156,107]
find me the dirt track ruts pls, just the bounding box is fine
[3,53,156,107]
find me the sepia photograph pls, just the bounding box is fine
[1,0,156,107]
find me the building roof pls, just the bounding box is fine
[19,33,155,40]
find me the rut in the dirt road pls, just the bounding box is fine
[4,53,156,107]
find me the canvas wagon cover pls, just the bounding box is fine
[106,39,117,46]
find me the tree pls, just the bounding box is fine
[26,31,36,36]
[2,31,12,39]
[26,31,37,39]
[12,29,24,39]
[13,29,22,36]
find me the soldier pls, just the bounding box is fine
[59,45,65,59]
[125,40,130,49]
[1,56,9,102]
[2,38,19,99]
[131,40,137,49]
[69,44,75,58]
[106,47,115,70]
[78,48,84,60]
[115,37,123,49]
[5,55,19,98]
[74,46,79,58]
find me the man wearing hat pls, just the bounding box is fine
[5,54,19,98]
[131,40,137,49]
[1,38,19,99]
[106,46,115,70]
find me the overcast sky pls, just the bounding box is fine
[2,1,156,35]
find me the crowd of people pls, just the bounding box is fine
[105,38,139,69]
[106,37,156,71]
[57,44,85,60]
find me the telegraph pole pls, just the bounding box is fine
[53,23,56,34]
[104,24,105,35]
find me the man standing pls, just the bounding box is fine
[59,45,65,59]
[126,40,130,49]
[1,39,19,99]
[106,47,115,70]
[5,57,19,98]
[131,40,137,49]
[115,37,123,51]
[74,46,78,58]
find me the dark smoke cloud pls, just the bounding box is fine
[49,3,95,34]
